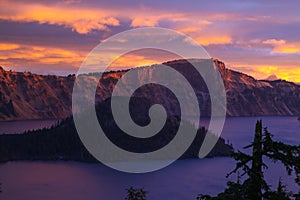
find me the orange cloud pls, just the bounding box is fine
[230,64,300,83]
[262,39,300,54]
[109,54,159,69]
[130,13,188,27]
[170,20,233,47]
[273,44,300,54]
[0,43,84,66]
[0,1,298,80]
[0,2,120,34]
[104,49,181,71]
[0,1,237,37]
[131,17,159,27]
[174,20,212,35]
[256,65,300,82]
[0,43,20,51]
[196,36,232,46]
[1,2,192,33]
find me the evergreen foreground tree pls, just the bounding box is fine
[125,186,147,200]
[197,120,300,200]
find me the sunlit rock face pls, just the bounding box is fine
[0,59,299,120]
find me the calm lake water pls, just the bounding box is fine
[0,116,299,200]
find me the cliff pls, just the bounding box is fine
[0,59,299,120]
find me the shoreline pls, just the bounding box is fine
[1,115,299,122]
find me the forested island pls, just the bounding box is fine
[0,97,233,163]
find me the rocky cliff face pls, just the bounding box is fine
[215,59,300,116]
[0,66,74,120]
[0,59,299,120]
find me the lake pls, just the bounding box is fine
[0,116,299,199]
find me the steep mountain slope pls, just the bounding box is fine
[216,59,300,116]
[0,66,74,120]
[0,59,299,120]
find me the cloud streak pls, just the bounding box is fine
[0,2,120,34]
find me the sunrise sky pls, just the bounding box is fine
[0,0,300,82]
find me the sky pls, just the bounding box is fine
[0,0,300,82]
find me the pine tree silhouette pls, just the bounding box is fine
[125,186,147,200]
[197,120,300,200]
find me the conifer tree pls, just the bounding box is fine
[125,186,147,200]
[198,120,300,200]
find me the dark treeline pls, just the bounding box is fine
[0,117,95,162]
[0,97,233,163]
